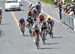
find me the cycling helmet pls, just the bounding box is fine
[39,13,44,22]
[19,18,25,24]
[48,17,51,20]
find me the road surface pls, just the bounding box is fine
[0,0,75,54]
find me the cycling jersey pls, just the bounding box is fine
[36,4,41,10]
[32,8,38,15]
[35,26,39,33]
[35,2,41,10]
[32,22,39,33]
[27,17,33,24]
[41,22,47,31]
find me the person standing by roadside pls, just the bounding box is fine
[54,0,58,7]
[58,3,62,20]
[0,7,2,24]
[61,0,65,5]
[71,0,74,3]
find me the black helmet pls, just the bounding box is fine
[19,18,25,23]
[38,1,41,4]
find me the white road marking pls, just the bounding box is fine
[11,12,20,29]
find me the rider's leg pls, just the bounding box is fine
[50,26,53,38]
[32,29,35,37]
[21,29,24,36]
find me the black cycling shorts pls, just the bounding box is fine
[35,30,39,33]
[41,27,47,31]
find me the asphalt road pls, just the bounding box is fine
[0,0,75,54]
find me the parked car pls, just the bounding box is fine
[5,0,21,11]
[0,7,2,24]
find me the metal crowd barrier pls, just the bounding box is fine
[62,12,75,31]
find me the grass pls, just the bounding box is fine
[40,0,74,4]
[40,0,53,4]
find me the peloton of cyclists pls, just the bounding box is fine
[19,1,54,49]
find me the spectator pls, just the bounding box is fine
[58,3,62,19]
[54,0,58,7]
[67,7,74,15]
[61,0,65,5]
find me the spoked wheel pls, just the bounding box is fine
[29,29,32,36]
[41,31,46,45]
[21,29,25,36]
[0,18,2,24]
[21,26,25,36]
[42,34,46,44]
[49,31,53,38]
[0,20,1,24]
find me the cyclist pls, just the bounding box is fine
[38,13,45,32]
[31,7,38,22]
[0,8,2,24]
[29,4,35,10]
[26,17,34,36]
[27,10,32,18]
[19,18,25,36]
[32,22,40,49]
[35,1,41,14]
[46,17,54,38]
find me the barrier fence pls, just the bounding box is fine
[62,12,75,31]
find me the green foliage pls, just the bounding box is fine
[40,0,53,4]
[40,0,74,4]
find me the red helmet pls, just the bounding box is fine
[39,15,44,22]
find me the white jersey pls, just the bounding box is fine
[32,21,44,32]
[31,7,38,14]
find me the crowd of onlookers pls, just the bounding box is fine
[54,0,75,16]
[63,4,75,16]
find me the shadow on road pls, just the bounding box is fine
[5,9,24,12]
[0,23,8,25]
[23,34,31,37]
[39,47,61,50]
[0,30,2,37]
[52,36,64,38]
[44,42,60,45]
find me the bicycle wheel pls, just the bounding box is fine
[35,37,39,49]
[29,29,32,35]
[21,26,25,36]
[21,29,24,36]
[49,30,53,38]
[0,20,1,24]
[42,31,46,44]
